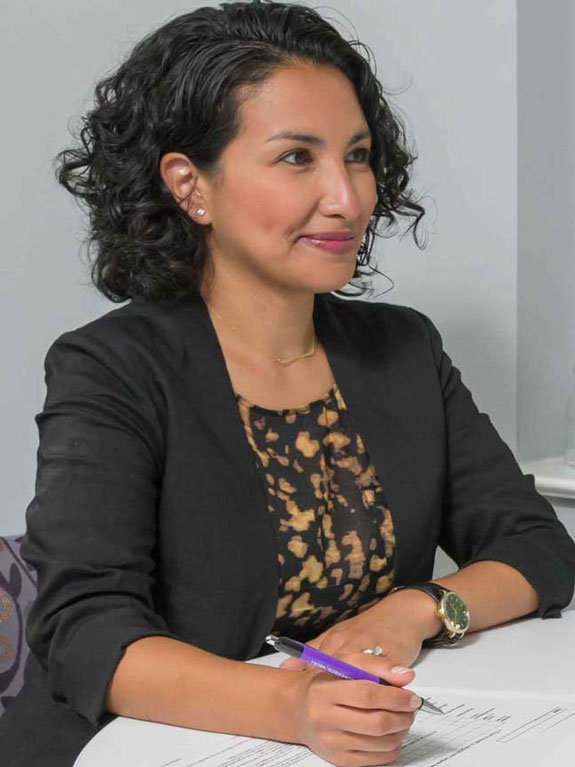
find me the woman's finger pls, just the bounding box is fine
[341,652,416,688]
[331,704,416,737]
[279,648,416,686]
[279,657,307,671]
[326,677,422,713]
[337,726,411,752]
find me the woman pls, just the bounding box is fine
[2,2,574,766]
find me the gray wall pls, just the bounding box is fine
[1,1,570,538]
[357,0,518,450]
[517,0,575,463]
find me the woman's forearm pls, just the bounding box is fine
[105,563,538,734]
[105,635,301,742]
[382,561,540,642]
[434,560,539,632]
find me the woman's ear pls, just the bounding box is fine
[159,152,208,222]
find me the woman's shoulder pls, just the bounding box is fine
[45,294,207,368]
[320,292,437,345]
[322,291,426,321]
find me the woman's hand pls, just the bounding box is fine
[279,589,442,673]
[289,650,422,766]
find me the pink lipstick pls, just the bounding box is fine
[299,236,355,252]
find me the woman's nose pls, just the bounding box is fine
[316,165,366,218]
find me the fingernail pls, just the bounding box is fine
[391,666,412,674]
[410,696,422,709]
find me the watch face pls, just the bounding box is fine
[443,592,470,633]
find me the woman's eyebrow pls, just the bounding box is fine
[265,129,371,147]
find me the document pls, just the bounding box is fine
[395,690,575,766]
[93,690,573,767]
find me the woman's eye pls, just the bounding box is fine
[280,148,371,166]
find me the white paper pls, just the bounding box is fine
[97,691,573,767]
[395,690,575,766]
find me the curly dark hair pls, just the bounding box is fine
[55,0,427,303]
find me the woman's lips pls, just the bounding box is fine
[299,236,355,253]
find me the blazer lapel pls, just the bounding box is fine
[314,296,444,586]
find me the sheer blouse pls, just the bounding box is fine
[235,381,396,642]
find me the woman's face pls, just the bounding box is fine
[183,62,377,297]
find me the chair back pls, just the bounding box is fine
[0,535,37,718]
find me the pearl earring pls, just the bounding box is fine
[196,208,206,216]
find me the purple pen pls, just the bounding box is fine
[266,635,443,715]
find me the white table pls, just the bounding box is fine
[75,606,575,767]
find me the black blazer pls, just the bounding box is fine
[3,291,574,766]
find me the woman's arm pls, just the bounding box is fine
[105,635,302,742]
[434,560,539,632]
[411,308,575,618]
[107,634,423,767]
[277,559,541,674]
[377,560,540,643]
[22,329,184,728]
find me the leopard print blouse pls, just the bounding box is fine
[236,381,396,643]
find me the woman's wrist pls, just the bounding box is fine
[378,587,444,643]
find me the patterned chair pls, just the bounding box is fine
[0,535,37,718]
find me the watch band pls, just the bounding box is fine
[390,581,469,647]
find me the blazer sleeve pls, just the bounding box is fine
[411,308,575,618]
[21,327,180,728]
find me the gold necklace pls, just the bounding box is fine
[207,303,316,366]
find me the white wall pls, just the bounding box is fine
[517,0,575,463]
[350,0,518,448]
[1,0,521,534]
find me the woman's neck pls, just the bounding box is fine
[200,276,316,363]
